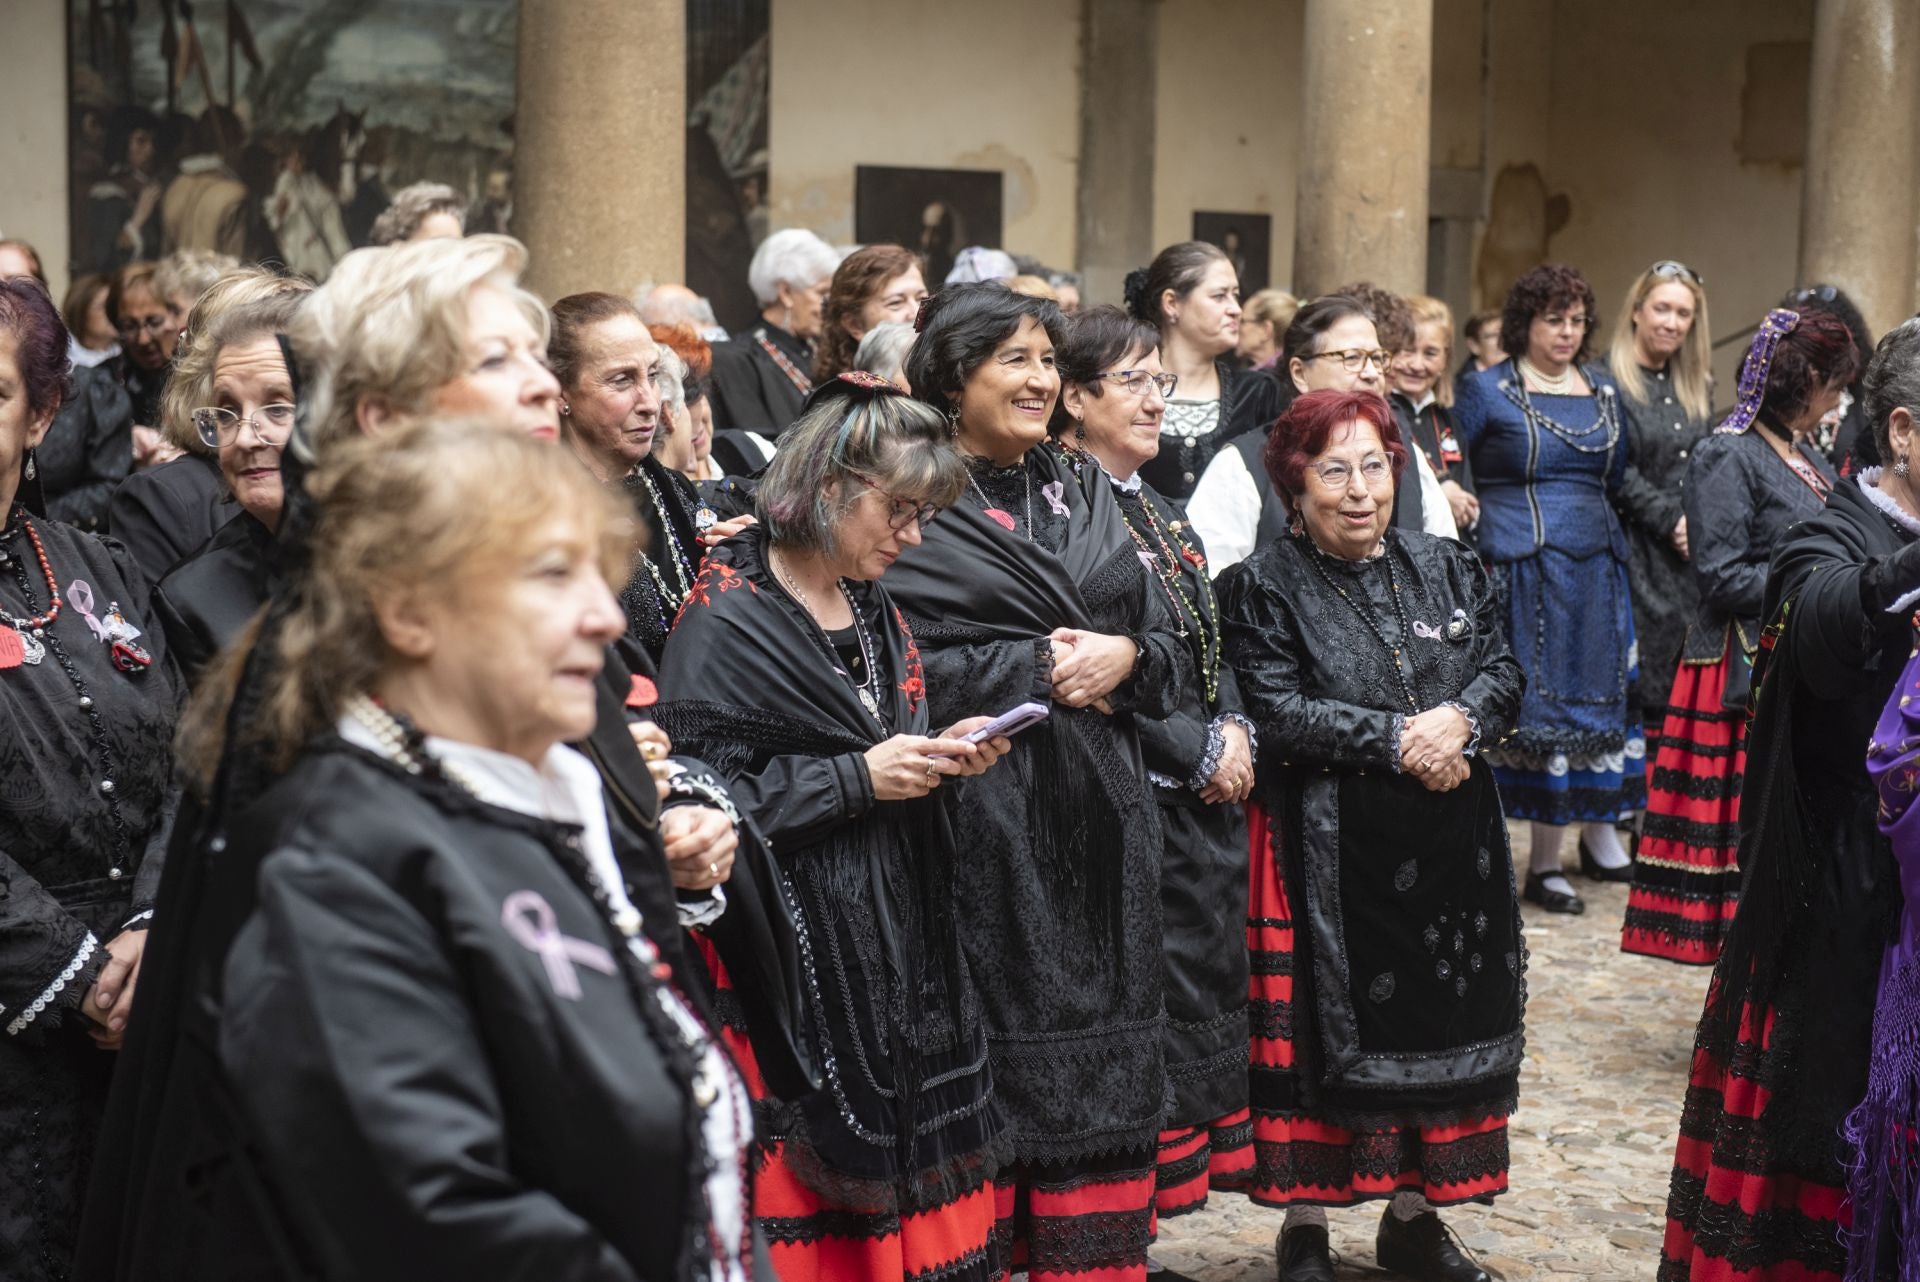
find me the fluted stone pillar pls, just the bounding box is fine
[1292,0,1433,298]
[1800,0,1919,338]
[515,0,685,301]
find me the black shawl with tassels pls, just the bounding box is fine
[1701,474,1917,1179]
[656,528,1006,1212]
[879,441,1185,1166]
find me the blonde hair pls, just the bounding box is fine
[180,416,634,781]
[1243,288,1300,333]
[159,267,314,454]
[290,234,549,462]
[154,248,242,312]
[1405,294,1457,409]
[1005,274,1058,301]
[1608,265,1712,424]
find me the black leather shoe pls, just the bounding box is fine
[1523,871,1586,914]
[1375,1208,1490,1282]
[1577,835,1635,882]
[1276,1224,1336,1282]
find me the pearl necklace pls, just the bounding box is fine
[770,549,885,724]
[1518,357,1577,396]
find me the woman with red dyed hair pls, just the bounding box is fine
[1216,388,1525,1282]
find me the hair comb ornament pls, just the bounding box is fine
[801,369,907,416]
[1716,308,1801,436]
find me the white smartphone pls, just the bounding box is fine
[960,701,1050,744]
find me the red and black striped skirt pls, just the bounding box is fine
[993,1155,1157,1281]
[1239,804,1511,1208]
[1153,1109,1253,1218]
[1661,994,1847,1282]
[1624,654,1747,965]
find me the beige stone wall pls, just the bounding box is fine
[765,0,1084,268]
[0,0,71,300]
[1541,0,1813,393]
[1150,0,1305,283]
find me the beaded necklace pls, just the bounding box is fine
[1296,532,1423,712]
[343,692,755,1278]
[1117,486,1221,707]
[1503,368,1621,456]
[753,328,813,397]
[0,510,62,667]
[630,467,695,629]
[769,548,886,726]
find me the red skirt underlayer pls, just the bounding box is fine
[1624,656,1747,965]
[1661,995,1847,1282]
[1239,804,1511,1208]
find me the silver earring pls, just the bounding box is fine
[1898,457,1911,477]
[22,449,34,481]
[560,401,570,416]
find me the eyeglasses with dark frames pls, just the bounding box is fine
[848,471,942,532]
[1310,348,1393,373]
[1095,369,1179,398]
[1540,313,1594,332]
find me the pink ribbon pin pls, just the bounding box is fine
[501,890,617,1000]
[66,581,111,642]
[1041,481,1070,516]
[1413,620,1443,640]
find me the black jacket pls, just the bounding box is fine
[152,510,273,689]
[107,454,236,585]
[39,363,133,532]
[708,324,812,436]
[1138,359,1282,501]
[210,743,763,1281]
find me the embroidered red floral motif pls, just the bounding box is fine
[893,607,926,713]
[675,560,758,626]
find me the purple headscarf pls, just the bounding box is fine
[1716,308,1801,436]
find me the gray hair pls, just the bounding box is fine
[636,281,720,330]
[853,321,915,387]
[369,182,468,247]
[757,388,965,557]
[746,229,840,307]
[654,343,688,416]
[154,248,241,311]
[1866,317,1920,459]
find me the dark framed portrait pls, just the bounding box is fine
[855,165,1004,288]
[1192,210,1273,295]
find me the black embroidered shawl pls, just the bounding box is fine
[656,530,1004,1210]
[879,442,1181,1164]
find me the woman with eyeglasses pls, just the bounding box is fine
[151,287,312,688]
[883,282,1191,1282]
[1122,241,1281,502]
[1216,387,1523,1282]
[1456,263,1640,916]
[1052,307,1257,1227]
[1606,260,1713,771]
[1189,295,1390,576]
[658,374,1013,1282]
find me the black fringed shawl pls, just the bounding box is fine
[1703,476,1915,1176]
[656,530,1005,1211]
[878,442,1179,1165]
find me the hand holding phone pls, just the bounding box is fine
[959,701,1049,744]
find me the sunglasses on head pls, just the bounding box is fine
[1649,260,1703,286]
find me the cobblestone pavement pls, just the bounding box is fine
[1153,862,1713,1281]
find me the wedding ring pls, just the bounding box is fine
[708,861,719,878]
[925,764,938,787]
[1420,757,1434,772]
[640,740,665,761]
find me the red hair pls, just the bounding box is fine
[1262,389,1408,512]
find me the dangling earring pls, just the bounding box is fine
[560,400,570,416]
[1288,509,1303,536]
[944,404,960,438]
[22,449,35,482]
[1898,456,1911,478]
[1074,418,1087,447]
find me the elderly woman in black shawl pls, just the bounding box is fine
[881,283,1192,1282]
[1216,388,1524,1282]
[657,373,1013,1282]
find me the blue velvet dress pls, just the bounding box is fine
[1454,359,1646,824]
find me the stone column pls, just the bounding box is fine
[1800,0,1919,338]
[1076,0,1157,308]
[1292,0,1433,298]
[515,0,685,301]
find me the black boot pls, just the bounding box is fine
[1275,1224,1335,1282]
[1375,1207,1489,1282]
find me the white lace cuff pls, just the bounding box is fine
[6,932,99,1036]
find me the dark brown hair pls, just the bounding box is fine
[1123,241,1229,331]
[548,292,643,391]
[814,243,921,383]
[1500,263,1598,364]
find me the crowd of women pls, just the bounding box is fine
[2,214,1919,1282]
